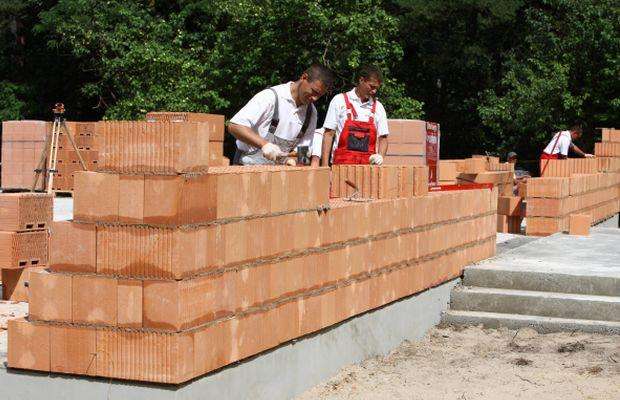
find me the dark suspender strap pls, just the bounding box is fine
[268,88,279,133]
[298,105,314,140]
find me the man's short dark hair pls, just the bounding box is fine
[356,65,383,83]
[304,64,335,89]
[570,123,583,135]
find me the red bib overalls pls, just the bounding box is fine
[332,93,377,165]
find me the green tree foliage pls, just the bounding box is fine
[479,0,620,158]
[0,0,618,163]
[396,0,525,158]
[35,0,422,120]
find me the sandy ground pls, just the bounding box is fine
[297,325,620,400]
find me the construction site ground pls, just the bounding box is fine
[296,324,620,400]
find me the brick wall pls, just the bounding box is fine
[9,146,498,383]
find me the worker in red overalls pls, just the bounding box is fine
[311,65,389,167]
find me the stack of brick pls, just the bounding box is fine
[0,193,52,301]
[539,158,598,177]
[330,165,428,199]
[595,128,620,173]
[438,160,458,185]
[53,122,99,191]
[525,173,620,236]
[8,128,497,382]
[146,112,228,166]
[1,121,49,190]
[496,195,523,233]
[384,119,427,165]
[456,170,514,196]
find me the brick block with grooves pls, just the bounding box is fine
[97,121,211,173]
[0,193,53,231]
[0,230,48,268]
[145,112,225,142]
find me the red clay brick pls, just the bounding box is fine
[73,171,119,222]
[7,318,50,371]
[569,214,591,236]
[0,193,52,231]
[28,270,72,322]
[72,274,117,325]
[1,266,45,302]
[0,230,48,269]
[497,196,522,216]
[117,279,143,328]
[50,324,97,375]
[118,174,145,223]
[49,221,96,273]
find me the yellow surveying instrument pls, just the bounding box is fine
[31,103,88,193]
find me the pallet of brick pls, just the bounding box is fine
[0,193,53,231]
[15,187,497,383]
[0,230,48,269]
[330,165,428,199]
[1,120,49,190]
[96,121,212,173]
[384,119,427,165]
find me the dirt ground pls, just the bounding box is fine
[297,325,620,400]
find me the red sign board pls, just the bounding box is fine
[425,122,440,186]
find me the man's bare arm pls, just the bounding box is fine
[377,136,389,156]
[569,143,593,157]
[321,129,336,166]
[228,123,268,149]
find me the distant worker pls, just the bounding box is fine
[507,151,517,164]
[228,64,334,165]
[541,124,594,161]
[312,65,389,167]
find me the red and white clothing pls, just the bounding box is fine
[542,130,572,159]
[318,88,389,161]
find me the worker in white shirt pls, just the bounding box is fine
[228,64,334,165]
[311,65,389,167]
[541,124,594,161]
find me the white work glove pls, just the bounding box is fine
[261,142,286,162]
[584,153,594,158]
[369,154,384,165]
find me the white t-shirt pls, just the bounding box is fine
[230,82,317,153]
[320,88,389,158]
[543,130,572,156]
[311,128,324,158]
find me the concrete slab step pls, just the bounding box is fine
[441,309,620,335]
[463,267,620,297]
[450,286,620,322]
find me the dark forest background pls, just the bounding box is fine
[1,0,618,165]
